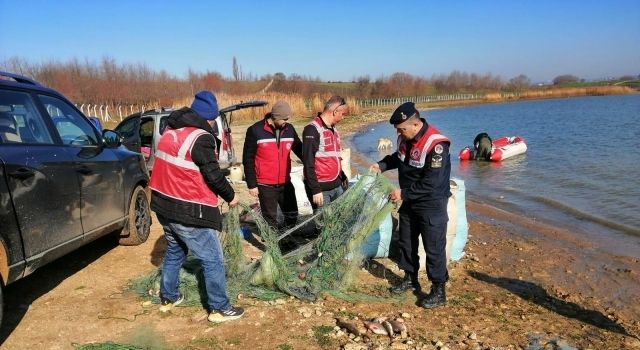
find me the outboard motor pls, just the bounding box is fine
[473,132,492,161]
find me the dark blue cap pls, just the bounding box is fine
[389,102,419,125]
[190,91,219,120]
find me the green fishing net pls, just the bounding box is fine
[131,173,394,304]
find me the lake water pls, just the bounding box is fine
[351,94,640,257]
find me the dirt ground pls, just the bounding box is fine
[1,115,639,350]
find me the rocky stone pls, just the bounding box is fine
[468,332,477,340]
[343,343,367,350]
[390,341,409,349]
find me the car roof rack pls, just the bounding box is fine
[142,107,175,114]
[0,71,43,86]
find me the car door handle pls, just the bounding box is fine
[77,166,93,175]
[9,168,35,179]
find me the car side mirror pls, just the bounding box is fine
[102,129,123,148]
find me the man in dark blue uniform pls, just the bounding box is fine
[370,102,451,308]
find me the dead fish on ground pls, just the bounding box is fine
[387,319,407,333]
[372,316,388,323]
[363,320,389,336]
[335,318,360,336]
[381,320,394,337]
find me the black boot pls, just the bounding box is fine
[390,273,420,294]
[420,282,446,308]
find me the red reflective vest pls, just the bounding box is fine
[397,125,450,168]
[308,116,342,182]
[254,121,296,185]
[149,127,219,207]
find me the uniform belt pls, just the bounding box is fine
[259,183,285,188]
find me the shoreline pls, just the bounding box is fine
[338,110,640,324]
[229,111,640,346]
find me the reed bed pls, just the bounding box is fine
[171,92,361,122]
[484,86,634,102]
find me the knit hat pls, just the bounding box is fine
[190,91,219,120]
[270,100,292,120]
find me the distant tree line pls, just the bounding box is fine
[1,56,633,106]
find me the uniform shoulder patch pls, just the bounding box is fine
[431,154,443,168]
[434,144,444,154]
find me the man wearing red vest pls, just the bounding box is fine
[370,102,451,309]
[150,91,244,323]
[242,100,303,229]
[303,95,349,210]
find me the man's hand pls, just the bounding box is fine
[312,193,324,207]
[341,176,349,191]
[369,163,381,173]
[228,194,240,208]
[248,187,259,197]
[389,189,402,203]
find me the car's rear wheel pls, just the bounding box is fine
[118,185,151,246]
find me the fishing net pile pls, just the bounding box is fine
[131,173,394,305]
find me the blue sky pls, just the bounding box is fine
[1,0,638,82]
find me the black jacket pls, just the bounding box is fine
[150,107,235,230]
[378,121,451,211]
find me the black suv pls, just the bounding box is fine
[0,71,152,325]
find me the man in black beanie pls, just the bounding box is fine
[370,102,451,309]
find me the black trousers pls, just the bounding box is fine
[396,200,449,284]
[257,182,298,230]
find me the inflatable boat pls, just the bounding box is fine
[459,136,527,161]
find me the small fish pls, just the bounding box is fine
[363,321,389,336]
[381,320,394,337]
[336,318,360,336]
[388,319,407,333]
[372,316,388,324]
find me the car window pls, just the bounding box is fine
[0,90,54,144]
[159,116,169,135]
[140,117,154,146]
[38,94,99,146]
[115,117,137,139]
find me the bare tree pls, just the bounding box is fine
[508,74,531,91]
[553,74,579,85]
[232,56,241,81]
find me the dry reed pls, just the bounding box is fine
[171,92,360,122]
[485,86,634,102]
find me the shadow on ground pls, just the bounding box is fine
[469,270,631,338]
[0,235,119,344]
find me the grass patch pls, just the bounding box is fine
[313,325,335,348]
[187,336,222,350]
[335,309,358,319]
[74,343,145,350]
[277,344,293,350]
[226,336,242,346]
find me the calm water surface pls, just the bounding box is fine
[352,95,640,257]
